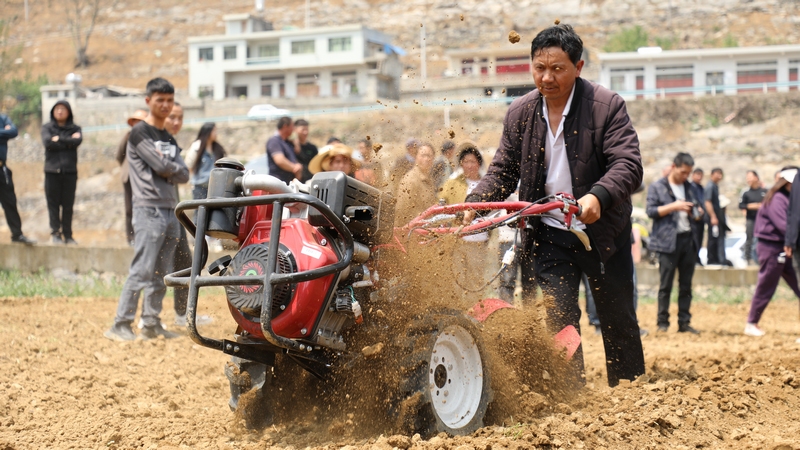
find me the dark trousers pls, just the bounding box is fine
[123,180,134,243]
[706,224,726,265]
[44,172,77,239]
[172,227,192,317]
[657,232,696,327]
[744,218,756,263]
[0,164,23,238]
[517,232,538,305]
[691,219,705,265]
[747,240,800,324]
[532,224,645,387]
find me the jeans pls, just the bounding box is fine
[533,224,645,387]
[113,207,181,327]
[0,164,23,238]
[45,172,77,239]
[706,223,727,265]
[657,232,696,327]
[744,218,757,263]
[172,226,192,317]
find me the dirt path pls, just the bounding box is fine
[1,293,799,449]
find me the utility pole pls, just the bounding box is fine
[24,0,29,21]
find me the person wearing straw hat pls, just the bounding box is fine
[744,167,800,337]
[116,109,149,245]
[308,143,360,176]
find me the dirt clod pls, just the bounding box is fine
[508,31,521,44]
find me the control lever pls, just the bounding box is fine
[570,228,592,251]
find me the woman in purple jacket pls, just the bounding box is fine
[744,167,800,337]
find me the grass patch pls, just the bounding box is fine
[0,269,124,298]
[0,269,227,299]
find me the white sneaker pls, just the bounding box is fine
[744,323,765,337]
[174,314,214,327]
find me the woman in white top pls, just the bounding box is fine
[184,122,226,200]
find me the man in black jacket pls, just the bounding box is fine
[0,113,35,245]
[41,100,82,244]
[464,24,644,387]
[646,153,703,334]
[689,168,705,265]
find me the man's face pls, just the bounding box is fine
[671,164,693,185]
[165,105,184,135]
[328,155,352,173]
[746,172,760,189]
[279,123,294,139]
[53,105,70,122]
[531,47,583,103]
[711,171,723,183]
[691,171,703,184]
[295,125,309,142]
[416,146,435,172]
[146,92,174,121]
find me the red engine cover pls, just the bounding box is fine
[227,218,338,340]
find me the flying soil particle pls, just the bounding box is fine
[508,31,521,44]
[460,14,464,21]
[366,135,370,140]
[372,143,382,152]
[448,130,455,139]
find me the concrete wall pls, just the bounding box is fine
[0,243,759,287]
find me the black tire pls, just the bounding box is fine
[392,311,492,437]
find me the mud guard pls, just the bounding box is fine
[467,298,581,361]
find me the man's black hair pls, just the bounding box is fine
[693,168,704,175]
[530,23,583,65]
[458,146,483,166]
[145,78,175,97]
[441,140,455,154]
[673,152,694,168]
[746,170,759,179]
[173,101,182,107]
[276,116,292,130]
[711,167,723,175]
[327,136,342,144]
[294,119,309,127]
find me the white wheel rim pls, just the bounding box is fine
[428,324,484,430]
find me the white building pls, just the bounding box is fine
[188,15,403,102]
[598,44,800,100]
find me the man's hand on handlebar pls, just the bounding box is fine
[577,194,601,224]
[462,209,476,226]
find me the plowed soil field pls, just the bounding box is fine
[1,292,800,449]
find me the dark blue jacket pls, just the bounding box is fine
[785,170,800,249]
[646,177,700,253]
[0,114,18,162]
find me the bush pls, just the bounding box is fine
[3,74,48,129]
[604,26,649,52]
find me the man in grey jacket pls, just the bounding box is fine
[105,78,189,341]
[646,153,703,334]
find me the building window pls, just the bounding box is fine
[229,86,248,98]
[224,46,237,60]
[261,76,285,97]
[199,47,213,61]
[257,44,279,58]
[332,71,357,96]
[706,72,724,87]
[329,37,352,52]
[296,73,319,97]
[198,86,214,98]
[291,40,315,54]
[48,91,59,98]
[610,75,625,92]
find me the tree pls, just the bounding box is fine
[0,15,23,109]
[603,26,649,53]
[62,0,116,68]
